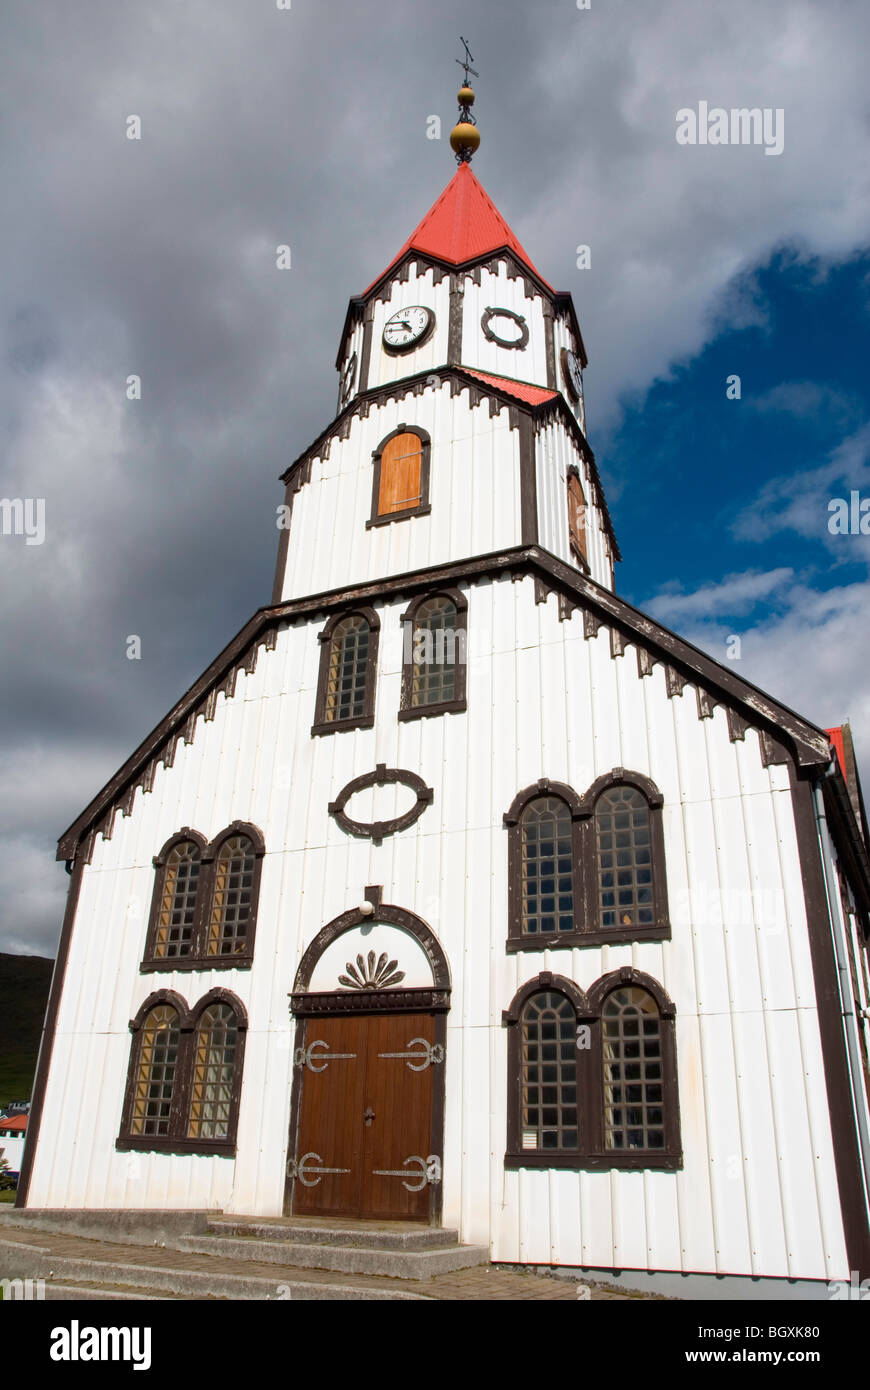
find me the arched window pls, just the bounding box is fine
[187,1002,241,1141]
[130,1003,180,1138]
[312,608,379,735]
[118,990,248,1156]
[399,589,468,719]
[151,838,201,959]
[206,834,258,957]
[504,782,584,950]
[567,468,588,566]
[142,824,264,969]
[595,785,654,930]
[519,991,578,1151]
[504,970,681,1171]
[601,987,665,1151]
[576,770,671,946]
[368,427,431,527]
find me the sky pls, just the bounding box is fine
[1,0,868,957]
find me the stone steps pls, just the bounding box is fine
[176,1227,489,1279]
[0,1236,427,1300]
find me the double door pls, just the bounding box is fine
[288,1012,441,1222]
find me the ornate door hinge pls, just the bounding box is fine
[372,1154,442,1192]
[376,1038,444,1072]
[287,1151,351,1187]
[294,1040,356,1073]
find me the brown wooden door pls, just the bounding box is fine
[290,1013,438,1221]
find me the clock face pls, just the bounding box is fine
[382,306,435,354]
[341,351,357,404]
[561,348,584,403]
[481,306,529,350]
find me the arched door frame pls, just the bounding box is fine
[284,887,450,1223]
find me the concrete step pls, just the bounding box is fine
[176,1231,489,1279]
[0,1237,427,1301]
[205,1216,460,1250]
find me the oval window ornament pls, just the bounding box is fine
[328,764,434,842]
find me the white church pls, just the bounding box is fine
[17,79,870,1290]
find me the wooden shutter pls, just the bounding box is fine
[568,473,588,563]
[378,433,422,516]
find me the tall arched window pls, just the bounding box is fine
[595,785,654,930]
[504,782,584,950]
[368,427,431,527]
[601,986,665,1151]
[567,468,588,567]
[206,834,258,958]
[312,608,380,735]
[128,999,183,1140]
[118,990,248,1156]
[144,831,207,965]
[399,589,468,719]
[520,991,578,1151]
[187,1002,240,1141]
[576,770,671,946]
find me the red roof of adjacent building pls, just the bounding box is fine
[0,1114,27,1134]
[364,163,551,294]
[826,727,846,777]
[462,368,558,407]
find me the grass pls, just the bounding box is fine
[0,952,53,1108]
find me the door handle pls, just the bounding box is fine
[363,1107,375,1126]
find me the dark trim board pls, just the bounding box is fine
[788,764,870,1279]
[15,858,84,1208]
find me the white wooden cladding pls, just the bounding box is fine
[280,384,612,605]
[29,574,848,1279]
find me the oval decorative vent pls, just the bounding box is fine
[328,764,434,842]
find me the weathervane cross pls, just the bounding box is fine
[455,36,479,85]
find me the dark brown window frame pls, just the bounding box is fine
[398,587,468,721]
[577,769,670,947]
[505,780,585,952]
[142,822,265,971]
[503,967,682,1172]
[366,424,432,529]
[116,987,248,1157]
[311,606,380,736]
[566,464,590,573]
[504,770,671,951]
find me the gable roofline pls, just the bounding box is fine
[57,546,849,867]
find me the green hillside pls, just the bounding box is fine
[0,952,53,1108]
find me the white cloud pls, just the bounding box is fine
[732,422,870,542]
[645,567,795,623]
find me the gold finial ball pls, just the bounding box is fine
[450,121,481,157]
[458,84,475,106]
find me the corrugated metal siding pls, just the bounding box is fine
[280,383,522,602]
[30,574,849,1278]
[459,266,550,386]
[535,420,612,589]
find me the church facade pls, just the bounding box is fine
[19,116,870,1286]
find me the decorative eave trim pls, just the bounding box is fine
[553,291,588,369]
[57,545,840,863]
[361,245,554,307]
[335,297,366,370]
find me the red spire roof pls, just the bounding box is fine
[364,163,551,294]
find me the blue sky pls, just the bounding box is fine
[602,250,870,740]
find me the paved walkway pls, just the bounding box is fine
[0,1225,659,1300]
